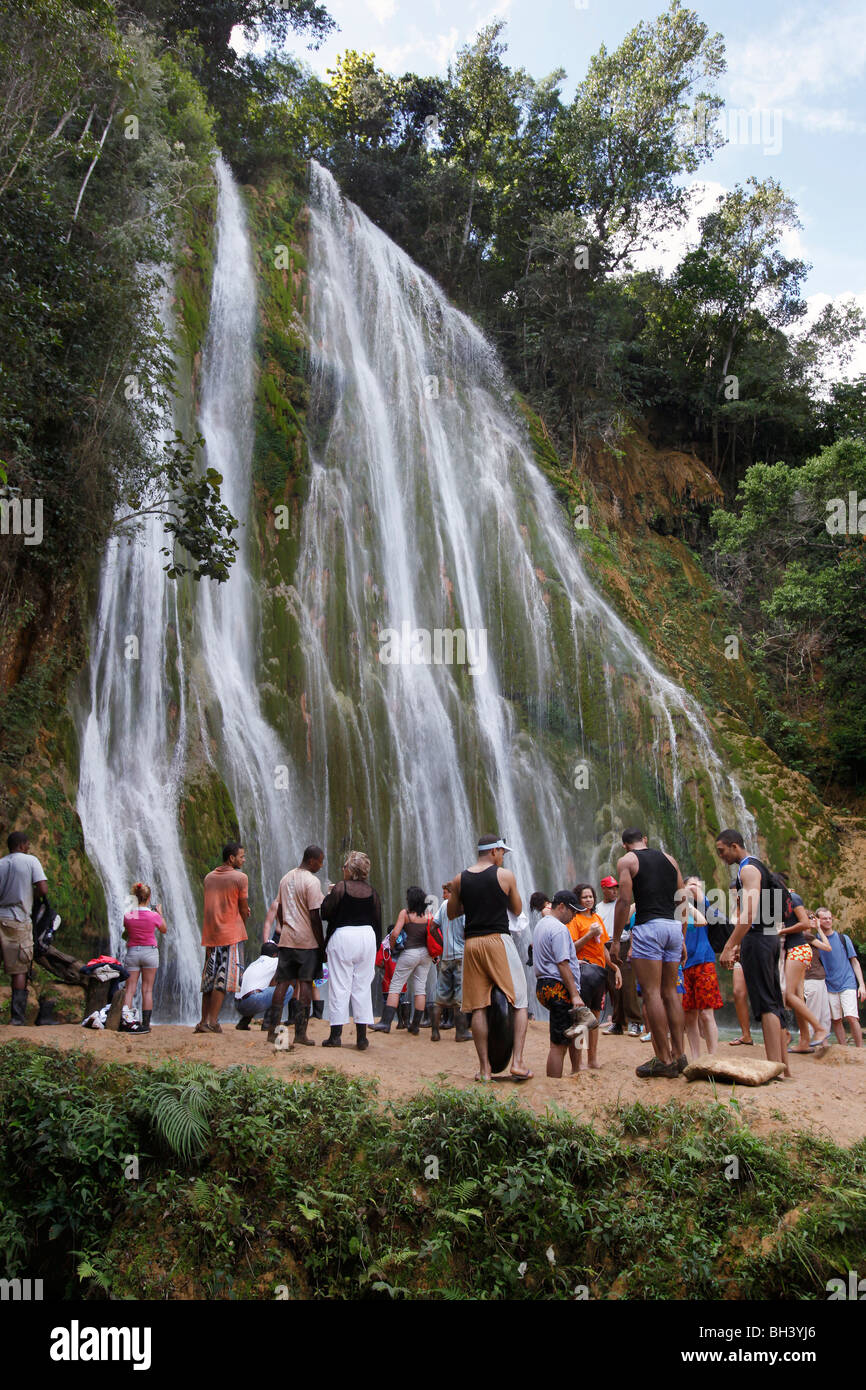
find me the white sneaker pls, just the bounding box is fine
[628,1023,642,1036]
[639,1030,652,1042]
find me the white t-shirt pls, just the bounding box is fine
[597,897,628,938]
[0,852,47,922]
[235,953,278,1000]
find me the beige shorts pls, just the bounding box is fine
[462,932,528,1013]
[0,916,33,975]
[828,988,859,1021]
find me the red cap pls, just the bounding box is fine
[600,875,618,888]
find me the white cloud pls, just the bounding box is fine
[375,26,460,74]
[790,290,866,382]
[366,0,398,24]
[726,3,866,136]
[627,181,727,278]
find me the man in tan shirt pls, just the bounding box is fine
[195,842,250,1034]
[264,845,325,1046]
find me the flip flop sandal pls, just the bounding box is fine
[193,1022,210,1033]
[509,1069,534,1082]
[728,1038,754,1046]
[474,1074,492,1083]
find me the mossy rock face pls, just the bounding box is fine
[517,395,843,895]
[179,765,241,899]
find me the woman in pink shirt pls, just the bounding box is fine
[121,882,166,1034]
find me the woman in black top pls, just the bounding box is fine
[320,851,382,1051]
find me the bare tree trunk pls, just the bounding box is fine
[63,93,117,242]
[457,168,478,268]
[75,103,97,144]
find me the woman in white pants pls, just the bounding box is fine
[319,851,381,1051]
[373,886,432,1035]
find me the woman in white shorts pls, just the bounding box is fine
[121,882,166,1034]
[373,886,432,1035]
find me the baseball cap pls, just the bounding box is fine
[600,875,617,888]
[551,889,581,912]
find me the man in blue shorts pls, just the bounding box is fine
[611,827,686,1079]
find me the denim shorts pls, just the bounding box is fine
[434,957,462,1004]
[125,945,159,971]
[630,919,683,963]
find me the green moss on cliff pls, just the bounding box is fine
[179,765,240,895]
[517,395,841,887]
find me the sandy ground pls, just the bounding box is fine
[4,1018,866,1147]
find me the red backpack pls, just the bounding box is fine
[426,913,443,960]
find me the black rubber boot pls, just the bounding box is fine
[430,1005,441,1042]
[408,1009,424,1035]
[356,1023,369,1051]
[441,1008,454,1029]
[235,1014,252,1030]
[35,996,59,1026]
[294,1011,315,1047]
[263,999,282,1043]
[454,1011,472,1042]
[10,988,27,1026]
[396,999,410,1029]
[138,1010,152,1034]
[372,1004,396,1033]
[321,1024,343,1048]
[286,997,298,1025]
[312,999,324,1019]
[420,1008,432,1028]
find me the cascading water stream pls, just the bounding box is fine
[75,276,203,1020]
[293,160,755,903]
[192,158,301,914]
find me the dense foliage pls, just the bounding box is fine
[711,438,866,788]
[288,11,864,487]
[1,1045,865,1299]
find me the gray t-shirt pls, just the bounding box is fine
[533,916,581,990]
[0,852,47,922]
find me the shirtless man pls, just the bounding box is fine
[610,827,686,1079]
[445,834,532,1082]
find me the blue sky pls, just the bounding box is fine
[237,0,866,372]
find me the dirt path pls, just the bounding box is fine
[5,1018,866,1146]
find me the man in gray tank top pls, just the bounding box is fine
[611,827,686,1079]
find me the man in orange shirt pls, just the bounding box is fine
[195,842,250,1034]
[567,883,621,1069]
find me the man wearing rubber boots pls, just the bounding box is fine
[430,883,471,1043]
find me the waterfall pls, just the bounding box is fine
[192,158,300,914]
[294,160,755,904]
[76,275,202,1020]
[76,155,755,1024]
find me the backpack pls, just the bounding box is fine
[426,913,443,960]
[738,856,793,929]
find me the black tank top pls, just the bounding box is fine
[632,848,677,925]
[460,865,509,939]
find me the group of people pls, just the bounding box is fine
[2,825,862,1089]
[181,825,865,1084]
